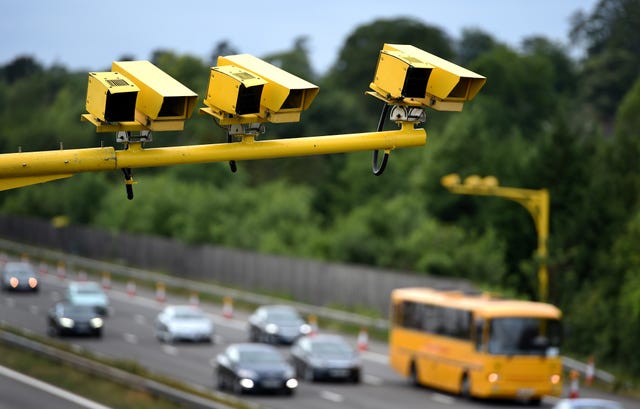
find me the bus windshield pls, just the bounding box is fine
[488,317,562,356]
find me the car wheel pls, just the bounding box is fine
[460,373,471,399]
[232,377,243,395]
[304,365,315,382]
[409,361,420,386]
[216,372,225,391]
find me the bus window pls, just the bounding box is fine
[488,318,562,356]
[474,318,485,352]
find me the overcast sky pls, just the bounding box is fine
[2,0,598,74]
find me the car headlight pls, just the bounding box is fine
[299,324,312,334]
[265,323,279,334]
[90,317,104,328]
[60,317,74,328]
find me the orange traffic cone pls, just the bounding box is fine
[308,314,318,335]
[156,282,166,303]
[222,296,233,319]
[126,280,136,297]
[101,272,111,290]
[585,356,595,386]
[56,262,66,280]
[569,369,580,398]
[357,328,369,351]
[38,262,48,276]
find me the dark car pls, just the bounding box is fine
[215,343,298,395]
[290,334,361,383]
[248,305,311,344]
[47,302,104,337]
[1,261,39,292]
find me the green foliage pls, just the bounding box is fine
[1,7,640,377]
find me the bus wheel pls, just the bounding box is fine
[460,373,471,399]
[409,362,420,386]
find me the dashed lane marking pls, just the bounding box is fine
[320,390,344,403]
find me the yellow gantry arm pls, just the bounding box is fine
[0,122,426,191]
[441,173,550,301]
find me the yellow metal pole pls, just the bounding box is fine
[0,123,425,191]
[441,177,550,301]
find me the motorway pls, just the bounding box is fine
[0,265,636,409]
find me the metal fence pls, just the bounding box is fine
[0,215,474,318]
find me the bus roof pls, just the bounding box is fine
[391,287,561,319]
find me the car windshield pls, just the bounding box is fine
[74,285,102,295]
[173,309,205,319]
[311,341,353,359]
[266,309,299,323]
[6,263,35,276]
[238,349,283,364]
[488,317,562,356]
[63,305,96,315]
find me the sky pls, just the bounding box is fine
[1,0,598,75]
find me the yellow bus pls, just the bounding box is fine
[389,287,563,404]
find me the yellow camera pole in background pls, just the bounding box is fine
[0,44,486,201]
[441,174,550,301]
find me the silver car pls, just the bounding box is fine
[65,281,109,316]
[551,399,625,409]
[155,305,214,343]
[1,261,39,292]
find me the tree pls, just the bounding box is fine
[570,0,640,123]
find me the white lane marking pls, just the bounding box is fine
[134,314,146,325]
[431,392,455,405]
[162,345,178,356]
[320,390,344,403]
[0,364,113,409]
[360,350,388,365]
[123,333,138,344]
[363,374,382,386]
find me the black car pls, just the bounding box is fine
[1,261,39,292]
[248,305,311,344]
[47,302,104,337]
[290,334,361,382]
[215,343,298,395]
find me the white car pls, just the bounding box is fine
[65,281,109,316]
[155,305,214,343]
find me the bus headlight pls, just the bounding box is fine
[550,374,561,384]
[488,373,500,383]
